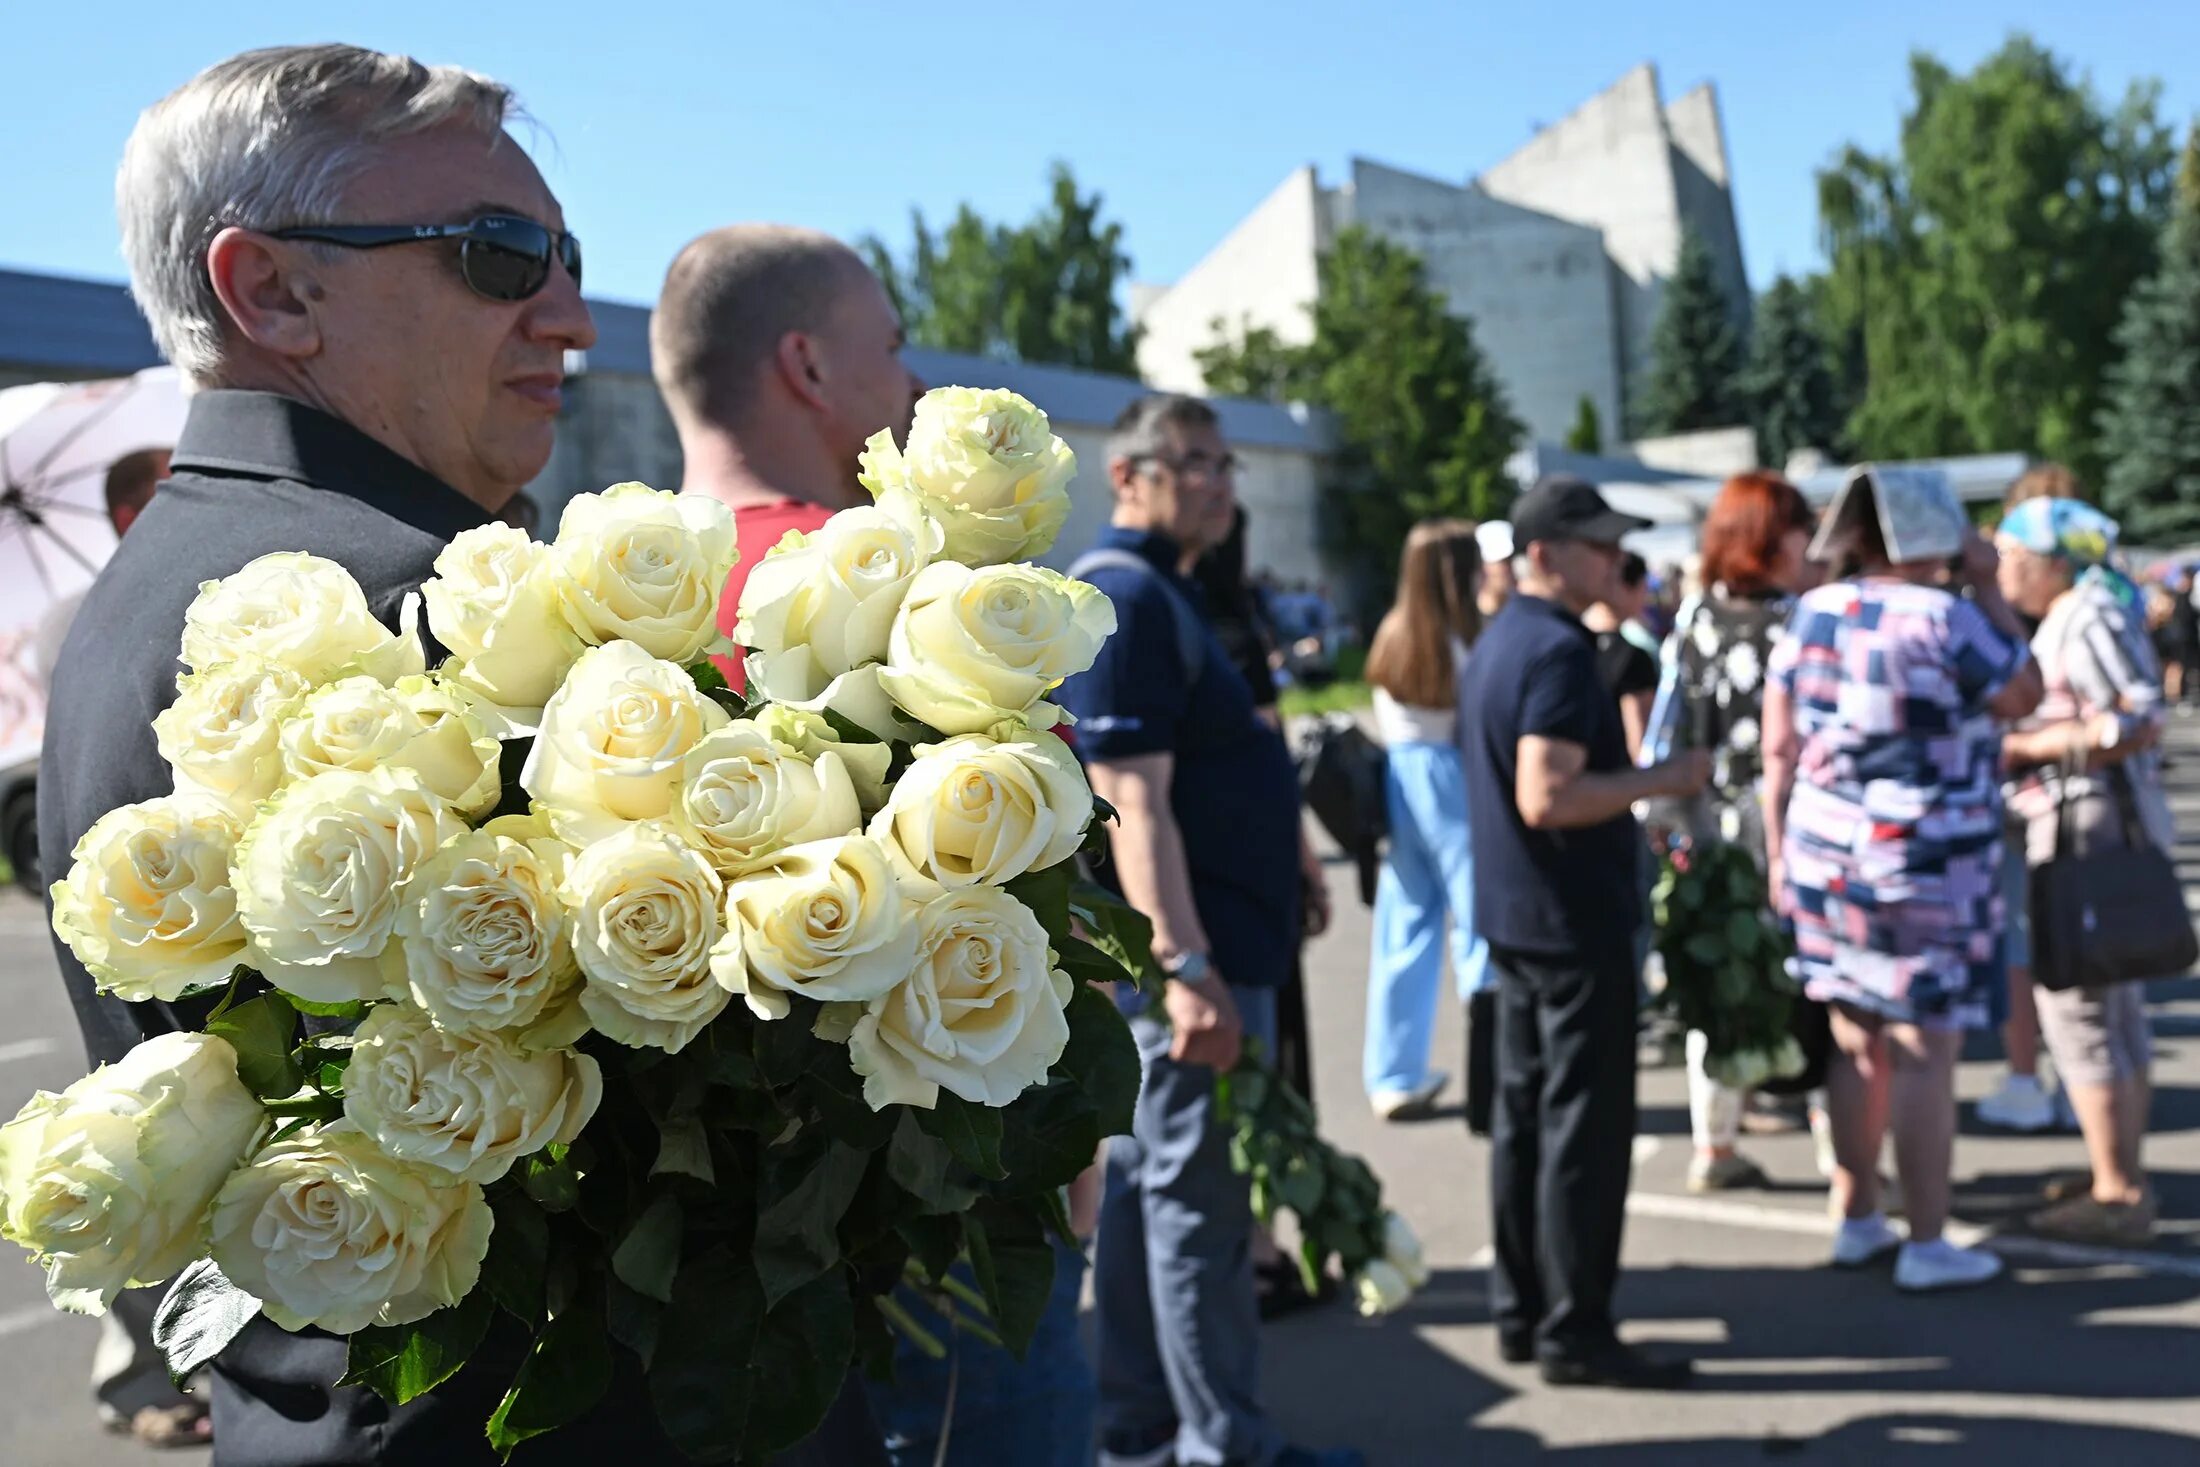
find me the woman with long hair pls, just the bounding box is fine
[1762,469,2044,1292]
[1363,519,1483,1120]
[1649,472,1817,1192]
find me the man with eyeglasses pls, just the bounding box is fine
[1058,395,1361,1467]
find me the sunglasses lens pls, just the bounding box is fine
[560,234,583,292]
[459,219,552,301]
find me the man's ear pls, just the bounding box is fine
[205,227,325,365]
[1108,455,1139,501]
[773,331,831,413]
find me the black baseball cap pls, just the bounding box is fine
[1510,474,1651,550]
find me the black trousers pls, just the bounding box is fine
[1487,937,1639,1360]
[1463,988,1496,1137]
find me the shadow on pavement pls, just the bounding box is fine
[1468,1413,2200,1466]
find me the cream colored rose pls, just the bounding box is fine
[672,721,862,878]
[208,1121,490,1334]
[565,824,729,1054]
[278,675,502,819]
[879,561,1116,735]
[753,705,895,813]
[846,884,1071,1110]
[711,835,918,1021]
[746,659,920,748]
[859,387,1076,566]
[50,795,251,1003]
[0,1032,263,1314]
[422,524,586,722]
[343,1004,600,1186]
[180,552,423,683]
[551,482,738,665]
[233,769,466,1005]
[521,641,730,846]
[736,501,943,689]
[394,814,584,1042]
[154,657,312,811]
[1382,1210,1429,1290]
[873,730,1091,888]
[1353,1260,1412,1318]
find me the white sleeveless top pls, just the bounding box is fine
[1372,689,1455,746]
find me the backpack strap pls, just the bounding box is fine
[1068,548,1206,687]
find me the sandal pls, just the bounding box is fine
[105,1401,212,1449]
[2029,1192,2156,1247]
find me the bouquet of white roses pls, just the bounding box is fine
[1,386,1152,1464]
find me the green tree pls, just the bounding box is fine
[1564,395,1603,454]
[1817,34,2175,481]
[2099,137,2200,542]
[862,164,1139,373]
[1633,227,1745,437]
[1740,275,1845,467]
[1193,319,1302,403]
[1198,227,1524,601]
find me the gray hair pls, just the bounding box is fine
[117,44,519,384]
[1107,393,1220,468]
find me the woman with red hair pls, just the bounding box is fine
[1648,472,1818,1192]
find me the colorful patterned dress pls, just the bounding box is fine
[1768,579,2030,1029]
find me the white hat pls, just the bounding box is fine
[1475,520,1515,564]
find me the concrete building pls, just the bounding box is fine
[1133,63,1750,444]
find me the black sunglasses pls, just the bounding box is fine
[269,214,582,302]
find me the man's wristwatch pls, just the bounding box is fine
[1161,951,1214,983]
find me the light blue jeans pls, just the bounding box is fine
[1364,740,1487,1097]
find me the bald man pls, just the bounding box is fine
[653,225,923,685]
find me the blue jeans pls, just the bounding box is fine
[1364,741,1486,1096]
[1096,985,1281,1467]
[870,1238,1096,1467]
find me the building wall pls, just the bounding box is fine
[1663,85,1751,326]
[1343,160,1620,444]
[1133,168,1326,394]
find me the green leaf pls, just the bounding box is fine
[603,1271,663,1371]
[996,1081,1103,1197]
[799,1066,899,1152]
[485,1293,614,1459]
[751,1271,858,1454]
[610,1194,684,1304]
[1055,983,1142,1138]
[152,1259,261,1385]
[286,995,370,1020]
[916,1093,1005,1179]
[688,660,731,696]
[754,1144,869,1308]
[894,1213,963,1284]
[649,1246,765,1463]
[519,1149,581,1213]
[340,1286,493,1404]
[1005,861,1074,944]
[1068,878,1162,991]
[651,1104,714,1184]
[1683,933,1725,967]
[1725,909,1762,954]
[886,1111,975,1214]
[206,991,302,1099]
[480,1192,550,1327]
[1276,1155,1326,1216]
[1057,933,1133,990]
[964,1200,1056,1359]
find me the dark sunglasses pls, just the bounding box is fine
[269,214,582,302]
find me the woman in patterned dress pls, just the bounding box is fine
[1648,472,1817,1193]
[1761,469,2043,1292]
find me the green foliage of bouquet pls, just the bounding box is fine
[1651,840,1805,1090]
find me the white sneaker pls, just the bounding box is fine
[1977,1075,2056,1132]
[1371,1071,1449,1122]
[1831,1213,1902,1268]
[1895,1238,2004,1292]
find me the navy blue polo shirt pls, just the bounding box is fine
[1457,593,1642,956]
[1056,527,1303,989]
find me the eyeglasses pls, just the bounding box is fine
[268,214,582,302]
[1135,451,1240,479]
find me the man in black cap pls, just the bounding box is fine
[1456,476,1709,1389]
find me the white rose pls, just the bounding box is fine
[278,675,503,819]
[873,730,1091,889]
[0,1032,264,1314]
[746,659,921,747]
[1382,1211,1430,1290]
[711,835,918,1021]
[565,824,729,1054]
[394,814,584,1042]
[180,552,422,684]
[1353,1259,1413,1318]
[343,1004,600,1186]
[520,641,730,846]
[672,721,863,878]
[736,501,943,681]
[551,482,738,665]
[847,884,1071,1110]
[422,524,586,723]
[50,795,251,1003]
[232,769,466,1005]
[879,561,1116,736]
[208,1121,490,1335]
[753,705,895,813]
[154,657,313,811]
[859,387,1076,566]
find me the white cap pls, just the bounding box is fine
[1475,520,1514,564]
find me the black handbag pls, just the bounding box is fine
[1294,716,1388,906]
[2028,760,2197,992]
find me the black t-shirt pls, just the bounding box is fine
[1595,629,1658,701]
[1458,594,1642,956]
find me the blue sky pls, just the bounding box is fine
[5,1,2195,310]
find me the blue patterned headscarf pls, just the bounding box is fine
[1998,497,2141,614]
